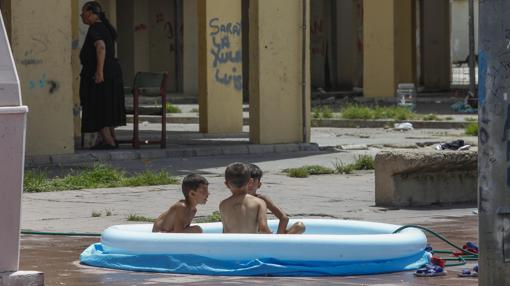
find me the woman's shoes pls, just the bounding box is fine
[90,143,118,150]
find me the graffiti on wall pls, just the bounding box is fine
[27,73,60,94]
[209,17,242,92]
[311,19,326,57]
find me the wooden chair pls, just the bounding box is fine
[120,71,169,149]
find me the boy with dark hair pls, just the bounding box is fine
[152,174,209,233]
[248,163,305,234]
[220,162,272,234]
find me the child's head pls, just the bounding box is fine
[224,162,251,192]
[247,163,263,194]
[182,174,209,205]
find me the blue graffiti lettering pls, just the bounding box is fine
[209,17,241,36]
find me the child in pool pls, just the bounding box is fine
[247,163,305,234]
[152,174,209,233]
[219,162,272,234]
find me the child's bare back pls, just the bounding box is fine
[219,162,272,234]
[220,193,269,233]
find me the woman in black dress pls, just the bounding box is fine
[80,1,125,149]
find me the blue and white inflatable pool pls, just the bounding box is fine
[80,219,429,276]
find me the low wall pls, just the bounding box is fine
[375,150,477,207]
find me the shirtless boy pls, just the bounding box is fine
[152,174,209,233]
[248,163,305,234]
[219,162,272,234]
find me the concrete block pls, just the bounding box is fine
[24,155,51,167]
[139,150,167,160]
[110,151,140,161]
[180,149,197,158]
[274,144,300,154]
[375,150,477,207]
[0,271,44,286]
[51,153,90,165]
[85,152,111,162]
[222,145,249,155]
[195,147,223,157]
[248,144,275,154]
[299,143,320,152]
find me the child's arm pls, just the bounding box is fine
[257,199,272,234]
[172,207,202,233]
[257,194,289,234]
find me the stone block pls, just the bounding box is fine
[110,151,140,161]
[222,145,249,155]
[0,271,44,286]
[274,144,300,154]
[248,144,275,154]
[195,147,223,157]
[375,150,477,207]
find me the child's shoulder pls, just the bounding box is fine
[170,200,187,210]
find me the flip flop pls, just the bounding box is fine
[414,264,447,277]
[457,268,478,278]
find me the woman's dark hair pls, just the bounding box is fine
[83,1,118,40]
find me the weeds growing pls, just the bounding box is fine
[24,164,179,193]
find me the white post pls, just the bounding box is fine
[0,10,28,273]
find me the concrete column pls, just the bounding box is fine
[116,0,135,84]
[11,0,74,155]
[249,0,310,144]
[363,0,415,98]
[133,0,150,74]
[478,1,510,284]
[198,0,243,133]
[335,0,355,90]
[421,0,450,90]
[183,0,198,96]
[310,0,329,89]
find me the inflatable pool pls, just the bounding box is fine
[80,219,429,276]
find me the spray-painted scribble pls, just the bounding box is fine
[209,17,242,92]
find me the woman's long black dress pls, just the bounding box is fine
[80,22,126,133]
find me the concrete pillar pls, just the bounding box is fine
[310,0,329,89]
[335,0,363,90]
[249,0,310,144]
[363,0,415,98]
[133,0,150,75]
[10,0,74,155]
[198,0,243,133]
[420,0,450,90]
[116,0,135,84]
[478,1,510,284]
[72,0,81,138]
[183,0,198,96]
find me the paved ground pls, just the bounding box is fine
[20,125,480,285]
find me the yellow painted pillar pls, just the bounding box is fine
[198,0,243,133]
[363,0,416,98]
[11,0,75,155]
[421,0,450,90]
[249,0,310,144]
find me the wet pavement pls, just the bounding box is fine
[20,216,478,286]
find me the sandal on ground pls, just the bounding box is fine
[458,264,479,278]
[414,264,447,277]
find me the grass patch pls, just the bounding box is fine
[190,108,199,113]
[285,168,309,178]
[333,160,355,174]
[464,117,477,122]
[284,165,335,178]
[334,155,374,174]
[195,211,222,223]
[465,122,478,136]
[352,155,375,170]
[127,214,155,222]
[312,106,334,119]
[91,211,102,217]
[444,116,454,121]
[24,164,179,193]
[166,102,182,113]
[340,105,416,121]
[422,114,441,121]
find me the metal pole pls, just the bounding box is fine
[468,0,476,97]
[478,0,510,285]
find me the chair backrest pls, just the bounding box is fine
[132,71,169,97]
